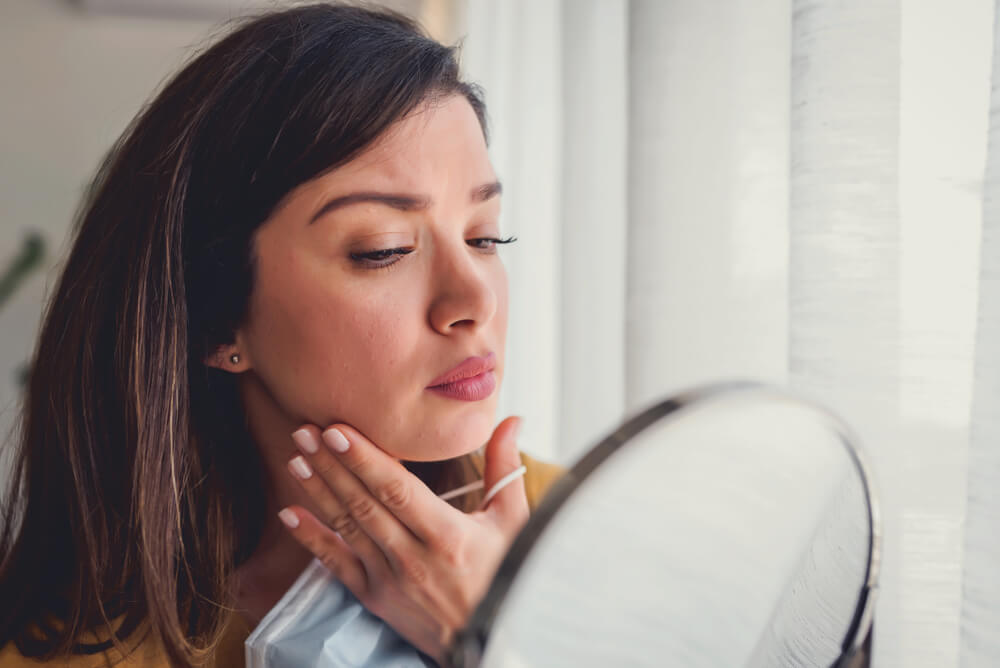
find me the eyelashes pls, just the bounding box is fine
[467,235,517,251]
[350,236,517,270]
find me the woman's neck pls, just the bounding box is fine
[233,511,314,627]
[232,371,324,626]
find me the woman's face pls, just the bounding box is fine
[233,94,508,462]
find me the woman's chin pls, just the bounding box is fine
[393,439,484,463]
[388,418,494,462]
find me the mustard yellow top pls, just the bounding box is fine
[0,452,565,667]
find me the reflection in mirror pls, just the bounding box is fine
[450,383,879,668]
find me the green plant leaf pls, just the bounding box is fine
[0,232,46,311]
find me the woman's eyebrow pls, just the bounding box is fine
[308,180,502,224]
[472,180,503,202]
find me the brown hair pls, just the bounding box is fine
[0,3,488,665]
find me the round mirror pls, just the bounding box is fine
[448,382,880,668]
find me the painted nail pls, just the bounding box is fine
[292,428,319,454]
[289,456,313,480]
[278,508,299,529]
[323,427,350,453]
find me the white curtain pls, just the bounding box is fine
[964,2,1000,663]
[460,0,999,665]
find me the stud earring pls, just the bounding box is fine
[230,353,240,365]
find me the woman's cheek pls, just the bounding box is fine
[244,305,355,424]
[316,300,415,418]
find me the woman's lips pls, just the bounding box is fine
[426,370,497,401]
[428,352,496,387]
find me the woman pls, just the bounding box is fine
[0,3,562,666]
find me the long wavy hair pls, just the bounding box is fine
[0,4,488,665]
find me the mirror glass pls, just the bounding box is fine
[451,384,879,668]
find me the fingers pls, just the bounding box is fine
[481,416,530,532]
[288,427,392,580]
[288,429,345,523]
[278,505,369,598]
[291,424,432,578]
[321,424,460,548]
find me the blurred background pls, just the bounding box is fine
[2,0,999,666]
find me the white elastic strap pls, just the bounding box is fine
[437,479,484,501]
[437,465,529,509]
[478,465,528,510]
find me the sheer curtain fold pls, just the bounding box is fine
[461,0,999,665]
[628,0,789,413]
[790,0,902,413]
[790,2,903,664]
[558,0,628,459]
[961,3,1000,662]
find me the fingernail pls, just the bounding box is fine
[512,418,524,440]
[289,455,313,480]
[323,427,350,453]
[278,508,299,529]
[292,428,319,454]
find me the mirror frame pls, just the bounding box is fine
[447,381,882,668]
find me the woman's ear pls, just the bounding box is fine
[204,337,251,373]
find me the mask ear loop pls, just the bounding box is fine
[438,480,484,502]
[437,465,528,511]
[477,465,527,510]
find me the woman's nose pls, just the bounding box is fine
[428,242,498,335]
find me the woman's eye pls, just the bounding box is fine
[349,237,516,270]
[468,236,518,252]
[349,247,413,270]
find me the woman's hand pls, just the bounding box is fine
[277,416,529,663]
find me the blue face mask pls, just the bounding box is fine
[244,465,527,667]
[244,559,437,667]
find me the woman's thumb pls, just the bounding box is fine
[481,416,529,530]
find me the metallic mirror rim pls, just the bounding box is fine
[446,380,882,668]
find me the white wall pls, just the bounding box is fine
[0,0,221,447]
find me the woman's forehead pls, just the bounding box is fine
[297,99,494,202]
